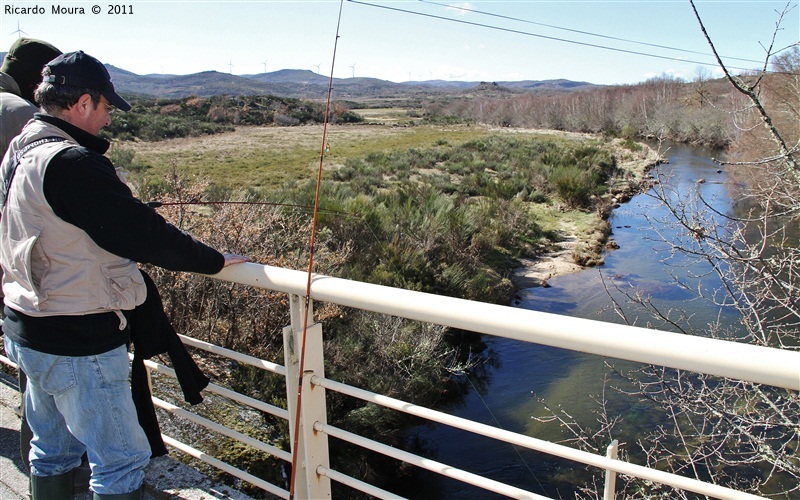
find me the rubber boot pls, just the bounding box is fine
[30,471,73,500]
[72,461,92,493]
[92,487,143,499]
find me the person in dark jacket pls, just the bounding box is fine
[0,36,71,490]
[0,50,248,500]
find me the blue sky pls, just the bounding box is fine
[2,1,798,85]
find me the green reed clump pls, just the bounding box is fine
[327,134,620,207]
[546,144,619,208]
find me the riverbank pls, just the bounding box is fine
[511,137,662,289]
[511,244,584,289]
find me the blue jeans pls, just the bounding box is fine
[5,337,151,495]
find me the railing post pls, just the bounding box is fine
[283,294,332,499]
[604,439,619,500]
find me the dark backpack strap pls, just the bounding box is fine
[1,136,66,208]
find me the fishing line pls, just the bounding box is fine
[147,199,361,220]
[463,369,549,496]
[147,198,393,271]
[289,0,345,497]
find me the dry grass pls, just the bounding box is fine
[126,123,656,192]
[124,123,500,191]
[123,122,658,284]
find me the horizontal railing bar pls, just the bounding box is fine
[161,435,289,499]
[313,375,764,500]
[179,334,287,376]
[211,264,800,390]
[0,354,17,370]
[143,359,289,421]
[152,396,292,463]
[202,382,289,421]
[316,465,408,500]
[314,421,549,499]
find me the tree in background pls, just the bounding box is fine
[532,3,798,498]
[600,2,798,497]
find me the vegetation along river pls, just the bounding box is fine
[401,142,747,498]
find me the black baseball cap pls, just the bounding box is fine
[43,50,131,111]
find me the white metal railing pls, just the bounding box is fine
[4,262,799,499]
[213,263,800,390]
[206,263,798,499]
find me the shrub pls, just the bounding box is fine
[550,165,596,208]
[108,146,136,170]
[103,94,360,142]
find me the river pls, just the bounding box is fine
[400,143,745,498]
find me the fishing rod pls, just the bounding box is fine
[289,1,345,497]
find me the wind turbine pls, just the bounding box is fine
[227,60,234,74]
[349,63,356,78]
[262,59,268,73]
[314,63,321,75]
[10,21,27,38]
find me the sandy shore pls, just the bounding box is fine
[509,137,663,290]
[510,236,584,289]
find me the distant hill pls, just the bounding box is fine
[0,53,595,100]
[245,69,328,85]
[504,78,594,90]
[107,66,309,99]
[106,66,596,101]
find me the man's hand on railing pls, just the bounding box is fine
[222,253,250,267]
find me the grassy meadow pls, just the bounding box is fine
[122,121,493,190]
[119,108,656,243]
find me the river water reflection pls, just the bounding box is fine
[403,143,745,498]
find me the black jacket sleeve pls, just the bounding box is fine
[43,146,225,274]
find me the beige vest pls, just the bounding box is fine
[0,119,146,327]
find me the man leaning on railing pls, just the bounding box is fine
[0,50,248,500]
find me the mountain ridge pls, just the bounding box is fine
[105,66,596,100]
[0,52,596,99]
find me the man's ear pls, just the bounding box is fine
[75,93,95,114]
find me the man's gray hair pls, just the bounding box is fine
[34,66,102,114]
